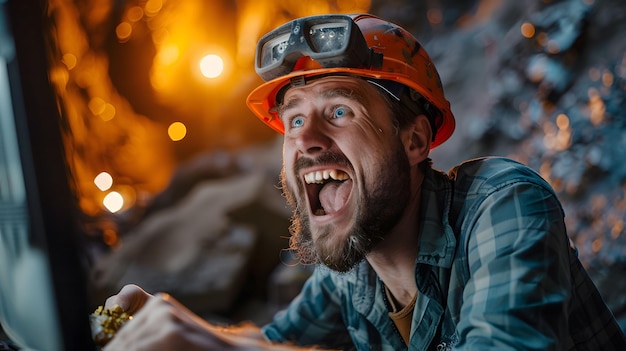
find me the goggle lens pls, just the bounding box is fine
[255,15,377,82]
[308,23,349,52]
[260,32,290,68]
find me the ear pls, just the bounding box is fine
[401,115,432,166]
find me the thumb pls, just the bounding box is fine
[104,284,153,314]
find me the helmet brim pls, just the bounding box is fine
[246,67,455,149]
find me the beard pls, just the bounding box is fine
[280,140,411,272]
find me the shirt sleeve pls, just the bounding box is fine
[454,179,572,350]
[262,266,355,349]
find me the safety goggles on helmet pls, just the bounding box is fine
[255,14,383,82]
[247,13,456,149]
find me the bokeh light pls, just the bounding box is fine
[94,172,113,191]
[116,22,133,42]
[44,0,373,218]
[126,6,144,22]
[200,54,224,79]
[103,191,124,213]
[426,8,443,25]
[168,122,187,141]
[62,53,77,70]
[520,22,535,38]
[144,0,163,17]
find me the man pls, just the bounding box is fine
[101,14,626,350]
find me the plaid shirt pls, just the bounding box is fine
[262,157,626,350]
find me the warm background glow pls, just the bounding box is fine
[46,0,372,217]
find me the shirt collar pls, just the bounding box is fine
[415,166,457,268]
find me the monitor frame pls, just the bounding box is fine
[0,0,96,349]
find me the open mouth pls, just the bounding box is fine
[303,169,352,216]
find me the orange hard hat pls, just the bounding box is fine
[246,13,455,148]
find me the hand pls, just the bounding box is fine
[102,285,334,350]
[103,291,265,350]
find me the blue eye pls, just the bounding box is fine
[333,107,346,118]
[291,116,305,128]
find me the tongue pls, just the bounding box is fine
[319,179,352,214]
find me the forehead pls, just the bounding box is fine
[281,76,379,106]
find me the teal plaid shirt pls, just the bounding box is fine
[262,157,626,350]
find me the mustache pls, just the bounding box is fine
[294,151,353,174]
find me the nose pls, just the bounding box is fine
[293,117,332,156]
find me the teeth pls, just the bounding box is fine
[304,169,350,184]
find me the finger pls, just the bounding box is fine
[104,284,152,314]
[156,293,213,328]
[104,294,184,351]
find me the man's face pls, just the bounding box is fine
[278,76,411,272]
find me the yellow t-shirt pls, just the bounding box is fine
[384,286,417,346]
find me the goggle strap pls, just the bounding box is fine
[366,79,402,101]
[290,76,306,87]
[368,78,438,141]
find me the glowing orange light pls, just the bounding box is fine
[145,0,163,17]
[150,69,167,91]
[520,22,535,38]
[588,88,606,125]
[200,54,224,78]
[536,32,548,46]
[427,8,443,25]
[588,67,601,81]
[62,53,77,70]
[126,6,144,22]
[555,129,571,151]
[116,22,133,42]
[102,228,119,247]
[94,172,113,191]
[168,122,187,141]
[592,238,603,253]
[88,97,106,115]
[152,27,169,45]
[156,45,180,66]
[539,161,552,181]
[103,191,124,213]
[99,103,116,121]
[602,70,614,87]
[546,39,560,54]
[556,114,569,130]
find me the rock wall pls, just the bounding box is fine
[372,0,626,329]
